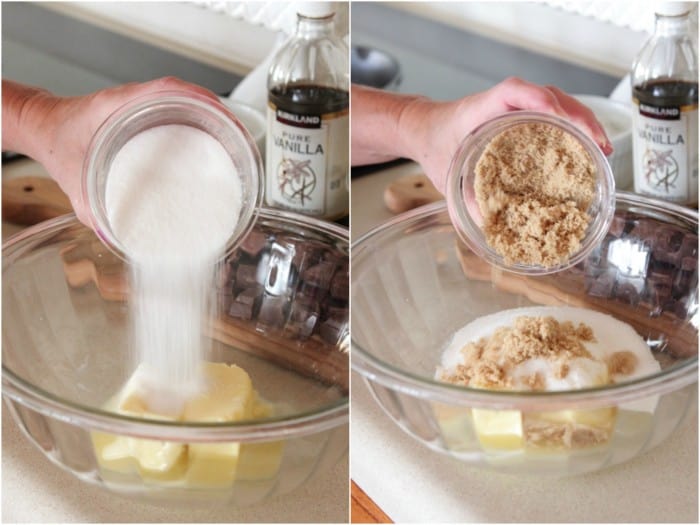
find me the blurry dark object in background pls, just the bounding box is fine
[351,46,401,90]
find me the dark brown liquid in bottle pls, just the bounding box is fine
[633,79,699,106]
[633,79,698,206]
[269,84,349,115]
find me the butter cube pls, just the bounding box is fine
[472,408,524,450]
[237,441,285,481]
[535,407,617,428]
[186,442,241,488]
[183,362,254,422]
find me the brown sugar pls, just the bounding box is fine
[524,372,546,390]
[554,362,570,380]
[524,419,611,449]
[440,315,597,389]
[607,351,638,377]
[474,122,596,267]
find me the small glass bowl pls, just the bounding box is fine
[446,111,616,275]
[82,90,263,261]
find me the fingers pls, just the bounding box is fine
[489,77,612,156]
[545,85,612,155]
[94,77,219,109]
[128,76,220,102]
[490,77,568,118]
[149,76,220,101]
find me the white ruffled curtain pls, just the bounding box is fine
[541,0,697,33]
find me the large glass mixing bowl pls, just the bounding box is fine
[352,193,697,476]
[3,209,348,504]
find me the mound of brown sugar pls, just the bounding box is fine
[440,315,596,389]
[474,122,596,267]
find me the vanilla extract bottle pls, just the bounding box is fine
[631,1,698,206]
[265,2,349,220]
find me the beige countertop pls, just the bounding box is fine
[1,158,348,524]
[2,409,348,523]
[350,163,699,523]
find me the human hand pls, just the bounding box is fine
[395,77,612,193]
[3,77,219,225]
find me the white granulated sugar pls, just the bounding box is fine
[106,125,241,260]
[105,124,242,410]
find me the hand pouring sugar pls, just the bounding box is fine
[105,124,242,415]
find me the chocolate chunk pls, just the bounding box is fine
[330,267,349,301]
[235,263,259,289]
[228,287,262,320]
[680,233,698,258]
[646,281,673,312]
[648,264,675,287]
[298,280,329,302]
[323,303,348,322]
[224,251,242,270]
[615,278,644,306]
[680,256,698,272]
[291,244,322,272]
[665,298,689,319]
[257,294,290,329]
[323,250,345,262]
[652,226,685,265]
[319,317,348,345]
[673,256,698,297]
[239,230,268,257]
[302,261,337,290]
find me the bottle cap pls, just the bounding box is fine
[655,1,694,16]
[297,1,337,18]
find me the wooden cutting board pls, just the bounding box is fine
[351,481,392,523]
[2,176,73,225]
[383,173,443,214]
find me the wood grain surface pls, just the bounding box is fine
[351,481,392,523]
[2,175,73,225]
[383,173,443,214]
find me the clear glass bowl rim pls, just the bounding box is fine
[2,210,349,442]
[82,90,263,263]
[351,193,698,410]
[446,110,616,276]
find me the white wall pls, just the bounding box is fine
[391,1,652,77]
[42,1,279,76]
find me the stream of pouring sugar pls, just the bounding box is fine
[105,124,241,415]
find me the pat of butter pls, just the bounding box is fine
[238,441,285,481]
[534,407,617,428]
[183,363,254,422]
[186,442,241,488]
[472,408,523,450]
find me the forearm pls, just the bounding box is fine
[2,80,57,160]
[350,84,429,166]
